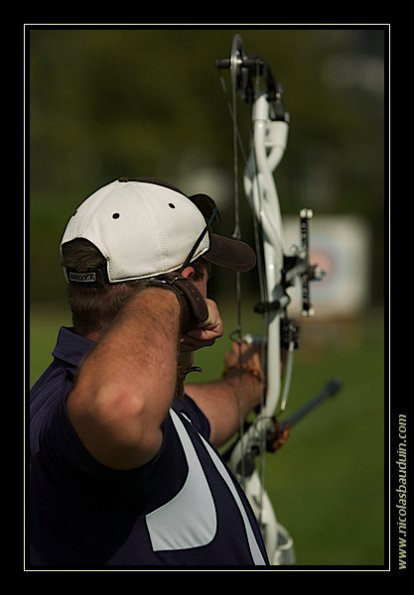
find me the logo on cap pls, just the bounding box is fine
[68,271,97,283]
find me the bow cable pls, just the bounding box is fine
[217,51,269,504]
[231,75,248,485]
[217,64,248,485]
[249,59,270,524]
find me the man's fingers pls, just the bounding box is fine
[179,298,223,352]
[180,329,218,350]
[224,340,262,366]
[223,339,266,383]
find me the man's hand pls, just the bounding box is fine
[184,338,266,447]
[180,298,223,351]
[223,339,266,383]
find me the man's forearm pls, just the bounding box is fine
[186,371,262,447]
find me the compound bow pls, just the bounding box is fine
[216,35,341,565]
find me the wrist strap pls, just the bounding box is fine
[147,273,208,332]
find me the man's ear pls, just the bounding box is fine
[180,265,196,279]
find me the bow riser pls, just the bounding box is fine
[246,94,289,418]
[228,91,290,562]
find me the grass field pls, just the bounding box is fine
[29,302,386,566]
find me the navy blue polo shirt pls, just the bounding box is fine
[30,327,269,567]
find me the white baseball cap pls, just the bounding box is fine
[60,178,256,284]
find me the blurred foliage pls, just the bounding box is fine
[29,27,385,303]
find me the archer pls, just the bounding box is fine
[29,178,270,566]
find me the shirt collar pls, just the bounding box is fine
[52,326,95,368]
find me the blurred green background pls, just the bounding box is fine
[29,27,386,566]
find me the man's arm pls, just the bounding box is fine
[185,372,263,448]
[67,288,181,470]
[186,341,265,447]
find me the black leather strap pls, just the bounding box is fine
[147,273,208,332]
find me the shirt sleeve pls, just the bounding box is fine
[34,394,188,515]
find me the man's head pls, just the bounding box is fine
[60,178,256,335]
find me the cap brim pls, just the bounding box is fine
[203,233,256,272]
